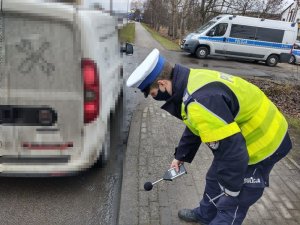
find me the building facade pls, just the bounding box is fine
[282,0,300,39]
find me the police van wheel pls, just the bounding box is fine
[289,55,296,64]
[266,55,279,67]
[195,47,209,59]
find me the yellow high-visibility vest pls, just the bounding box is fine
[181,69,288,165]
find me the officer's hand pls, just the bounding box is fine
[170,159,183,172]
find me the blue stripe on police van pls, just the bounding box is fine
[199,37,292,50]
[199,37,225,43]
[292,49,300,56]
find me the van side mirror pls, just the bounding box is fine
[121,43,134,55]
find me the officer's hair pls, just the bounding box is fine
[150,61,173,89]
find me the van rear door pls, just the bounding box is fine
[0,1,15,158]
[1,3,83,161]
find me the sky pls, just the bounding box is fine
[83,0,132,12]
[83,0,294,13]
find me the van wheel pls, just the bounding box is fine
[266,55,279,67]
[195,46,209,59]
[94,125,111,168]
[289,55,296,64]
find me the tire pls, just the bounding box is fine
[266,54,279,67]
[100,126,111,167]
[289,55,296,64]
[195,46,209,59]
[93,125,111,168]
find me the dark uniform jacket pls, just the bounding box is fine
[161,64,250,192]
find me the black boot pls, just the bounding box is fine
[178,209,209,225]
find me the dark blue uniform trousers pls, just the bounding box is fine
[193,134,292,225]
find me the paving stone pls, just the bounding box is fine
[158,190,169,207]
[287,220,300,225]
[255,202,272,219]
[139,191,149,207]
[280,194,296,210]
[139,206,150,225]
[160,207,172,225]
[275,202,293,219]
[269,209,290,224]
[264,188,280,202]
[150,202,160,221]
[245,208,265,224]
[149,220,160,225]
[286,180,300,198]
[148,188,158,202]
[289,209,300,221]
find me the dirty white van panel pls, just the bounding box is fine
[0,11,83,169]
[0,0,123,176]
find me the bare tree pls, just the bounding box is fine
[131,0,144,11]
[143,0,284,42]
[257,0,284,18]
[178,0,193,40]
[143,0,168,31]
[168,0,183,39]
[226,0,260,15]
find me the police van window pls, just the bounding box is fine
[255,27,284,43]
[196,21,216,33]
[230,24,256,39]
[207,23,228,36]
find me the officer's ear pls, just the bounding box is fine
[157,80,168,87]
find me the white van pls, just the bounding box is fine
[0,0,132,176]
[181,15,297,66]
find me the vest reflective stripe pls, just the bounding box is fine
[240,95,271,137]
[247,109,288,164]
[182,69,288,165]
[184,101,241,142]
[201,122,241,143]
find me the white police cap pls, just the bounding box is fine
[126,48,165,92]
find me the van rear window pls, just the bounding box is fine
[230,24,284,43]
[255,27,284,43]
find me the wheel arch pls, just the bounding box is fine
[194,44,211,54]
[266,53,280,66]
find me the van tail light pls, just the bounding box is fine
[82,59,100,124]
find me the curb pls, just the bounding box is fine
[118,103,143,225]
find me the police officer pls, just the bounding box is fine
[126,49,292,225]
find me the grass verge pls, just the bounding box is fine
[141,23,180,51]
[119,23,135,43]
[286,115,300,133]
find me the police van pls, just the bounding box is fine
[181,15,297,66]
[0,0,132,176]
[289,41,300,64]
